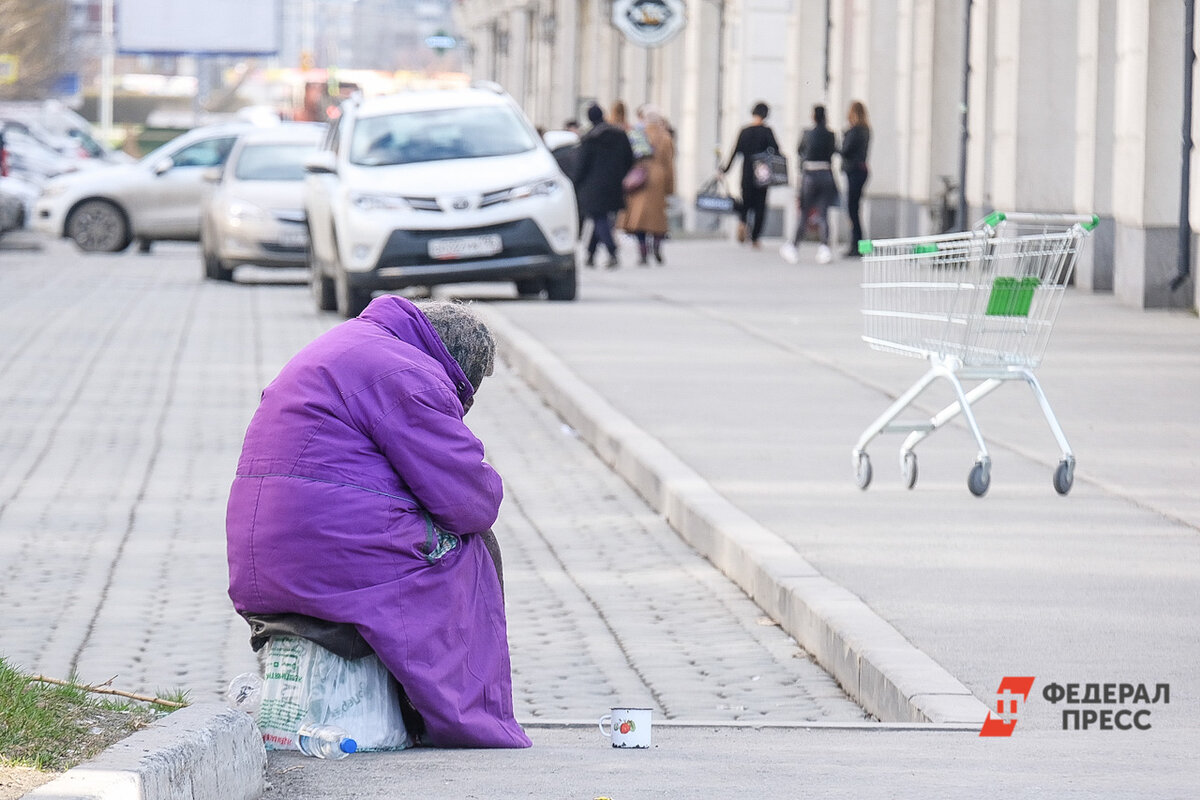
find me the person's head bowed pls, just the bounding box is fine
[417,300,496,410]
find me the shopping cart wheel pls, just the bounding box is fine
[855,453,873,490]
[901,451,918,489]
[967,462,990,497]
[1053,460,1074,495]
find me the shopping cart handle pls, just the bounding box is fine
[983,211,1101,231]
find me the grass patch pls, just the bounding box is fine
[0,656,175,772]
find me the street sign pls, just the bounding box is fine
[425,34,458,53]
[611,0,686,48]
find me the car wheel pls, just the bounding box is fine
[309,244,336,311]
[545,268,577,301]
[334,267,372,318]
[200,226,234,281]
[66,199,131,253]
[514,278,544,298]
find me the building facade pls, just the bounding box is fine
[455,0,1197,311]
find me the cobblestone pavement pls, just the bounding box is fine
[0,239,865,724]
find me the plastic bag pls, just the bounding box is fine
[257,636,411,752]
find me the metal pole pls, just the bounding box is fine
[100,0,113,142]
[956,0,973,232]
[1172,0,1195,292]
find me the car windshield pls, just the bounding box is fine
[349,106,536,166]
[233,143,314,180]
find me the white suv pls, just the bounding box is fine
[304,85,578,317]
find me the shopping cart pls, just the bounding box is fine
[851,212,1099,496]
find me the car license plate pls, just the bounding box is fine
[278,227,308,248]
[428,234,502,260]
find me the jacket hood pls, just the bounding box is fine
[357,295,476,409]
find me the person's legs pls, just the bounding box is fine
[749,189,768,246]
[585,216,601,266]
[635,231,649,265]
[652,233,665,264]
[846,170,867,254]
[594,213,618,266]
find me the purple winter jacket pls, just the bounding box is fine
[226,295,530,748]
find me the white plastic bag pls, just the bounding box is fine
[258,636,411,751]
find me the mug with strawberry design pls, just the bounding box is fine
[598,707,652,748]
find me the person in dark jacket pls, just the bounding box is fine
[721,101,780,249]
[781,104,839,264]
[574,104,635,268]
[840,100,871,257]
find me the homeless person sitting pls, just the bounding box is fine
[225,295,530,749]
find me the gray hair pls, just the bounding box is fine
[416,300,496,391]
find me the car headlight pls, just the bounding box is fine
[227,200,267,224]
[509,178,561,200]
[349,191,409,211]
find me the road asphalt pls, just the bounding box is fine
[3,230,1196,798]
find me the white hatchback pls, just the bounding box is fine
[304,85,578,317]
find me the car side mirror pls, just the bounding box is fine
[304,151,337,175]
[202,166,222,183]
[152,157,174,176]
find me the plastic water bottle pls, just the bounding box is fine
[224,672,263,715]
[297,723,358,759]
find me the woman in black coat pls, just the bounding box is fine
[721,102,780,249]
[840,100,871,257]
[574,104,635,268]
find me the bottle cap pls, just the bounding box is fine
[340,738,358,754]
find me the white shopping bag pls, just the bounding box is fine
[257,636,411,751]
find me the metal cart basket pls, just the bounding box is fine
[852,212,1099,496]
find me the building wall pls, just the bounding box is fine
[456,0,1199,310]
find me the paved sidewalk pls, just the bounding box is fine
[3,235,1196,797]
[478,235,1200,738]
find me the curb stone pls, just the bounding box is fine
[22,704,264,800]
[478,306,989,726]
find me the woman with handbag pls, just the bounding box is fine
[721,102,780,249]
[619,104,676,265]
[781,104,839,264]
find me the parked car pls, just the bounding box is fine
[0,100,131,165]
[304,84,578,317]
[0,121,80,185]
[35,122,258,252]
[199,123,325,280]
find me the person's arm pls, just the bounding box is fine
[356,374,503,535]
[721,129,745,173]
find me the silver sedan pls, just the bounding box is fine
[199,123,324,281]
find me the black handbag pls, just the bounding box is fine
[695,175,737,214]
[751,148,789,188]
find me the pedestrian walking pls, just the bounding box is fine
[840,100,871,257]
[574,103,635,269]
[781,104,839,264]
[619,104,676,266]
[721,102,780,249]
[225,296,531,749]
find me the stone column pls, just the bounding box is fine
[1073,0,1117,291]
[1111,0,1187,308]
